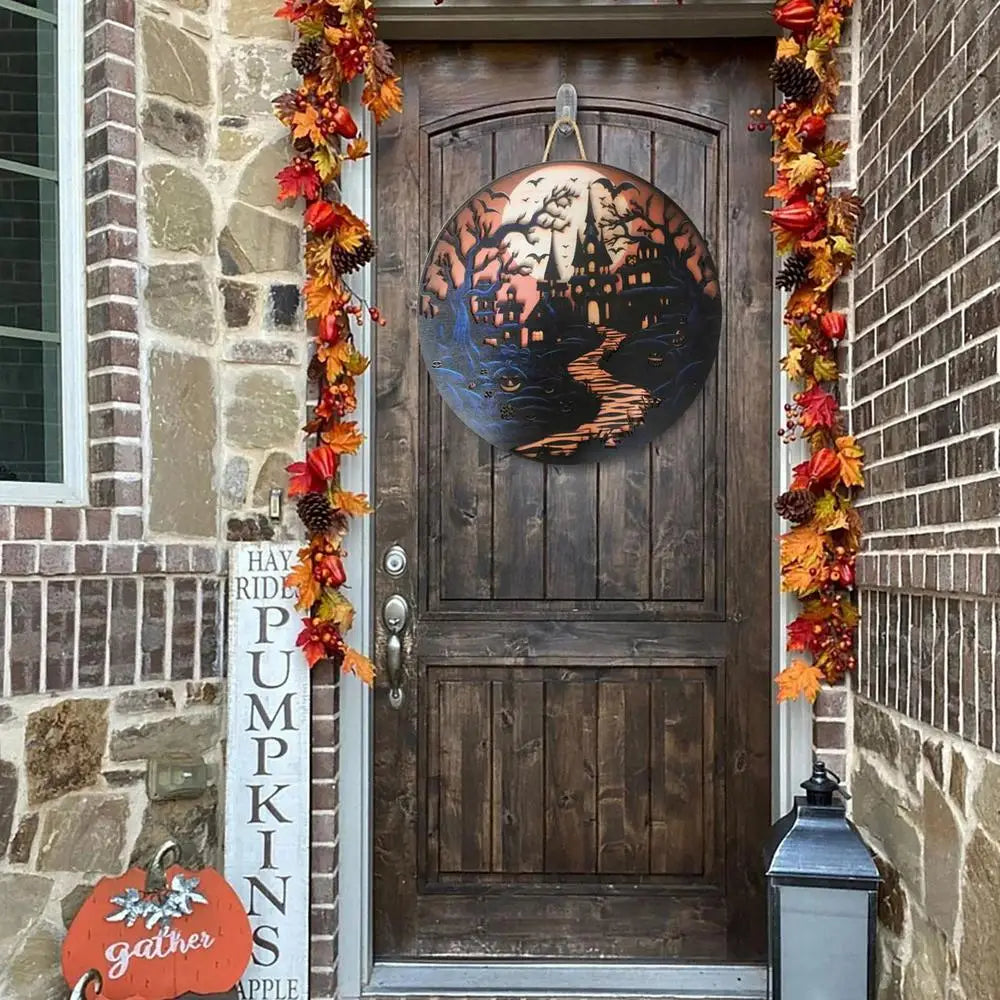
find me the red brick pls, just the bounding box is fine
[38,545,73,576]
[85,508,113,539]
[86,301,139,337]
[2,543,37,574]
[85,90,137,130]
[88,371,140,405]
[50,508,82,541]
[90,442,142,475]
[87,264,138,300]
[115,513,143,540]
[88,336,140,371]
[14,507,46,539]
[89,406,142,441]
[75,545,105,573]
[86,194,138,233]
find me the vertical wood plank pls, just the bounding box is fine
[491,679,545,872]
[544,678,597,873]
[650,678,705,874]
[437,132,496,600]
[491,125,548,600]
[438,680,493,872]
[597,681,651,874]
[544,121,600,600]
[595,122,652,600]
[650,135,710,601]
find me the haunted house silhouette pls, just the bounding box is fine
[481,183,678,348]
[569,189,615,325]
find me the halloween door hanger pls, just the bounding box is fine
[418,161,722,463]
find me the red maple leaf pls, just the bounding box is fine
[787,616,824,654]
[277,159,322,202]
[275,0,312,20]
[798,384,839,431]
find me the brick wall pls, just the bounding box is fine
[852,0,1000,747]
[848,1,1000,997]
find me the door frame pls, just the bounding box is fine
[338,8,812,996]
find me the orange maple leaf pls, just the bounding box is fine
[291,104,324,144]
[285,557,320,611]
[779,523,826,571]
[346,137,369,160]
[835,435,865,488]
[323,421,365,454]
[782,561,825,596]
[304,277,339,319]
[342,646,375,685]
[332,489,373,517]
[318,339,354,379]
[775,659,823,703]
[363,75,403,124]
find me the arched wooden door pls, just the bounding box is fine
[372,39,774,962]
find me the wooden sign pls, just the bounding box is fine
[418,161,721,462]
[226,544,311,1000]
[61,854,253,1000]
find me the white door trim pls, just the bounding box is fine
[337,27,812,996]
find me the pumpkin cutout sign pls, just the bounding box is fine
[62,841,252,1000]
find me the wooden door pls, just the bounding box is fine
[372,39,774,962]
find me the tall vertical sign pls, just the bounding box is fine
[226,543,310,1000]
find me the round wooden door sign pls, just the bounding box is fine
[418,161,722,462]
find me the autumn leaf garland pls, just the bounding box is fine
[768,0,863,704]
[274,0,401,683]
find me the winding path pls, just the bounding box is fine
[516,327,659,459]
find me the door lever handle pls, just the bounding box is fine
[381,594,410,709]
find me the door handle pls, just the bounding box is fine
[381,593,410,709]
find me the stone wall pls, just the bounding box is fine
[851,696,1000,999]
[137,0,306,539]
[0,0,330,995]
[0,683,222,997]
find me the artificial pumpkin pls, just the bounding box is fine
[62,844,252,1000]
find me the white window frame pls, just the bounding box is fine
[0,0,87,506]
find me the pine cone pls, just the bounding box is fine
[332,234,376,276]
[769,58,821,103]
[292,39,323,76]
[775,489,816,524]
[298,492,335,533]
[776,252,811,291]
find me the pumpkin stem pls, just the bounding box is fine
[146,839,183,891]
[69,969,102,999]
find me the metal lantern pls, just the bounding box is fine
[766,760,880,1000]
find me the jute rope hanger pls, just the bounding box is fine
[542,115,588,162]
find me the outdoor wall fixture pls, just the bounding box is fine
[766,760,880,1000]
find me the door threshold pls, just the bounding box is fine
[365,960,767,999]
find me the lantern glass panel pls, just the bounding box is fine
[778,885,869,999]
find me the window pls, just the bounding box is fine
[0,0,85,504]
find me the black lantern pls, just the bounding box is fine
[766,760,880,1000]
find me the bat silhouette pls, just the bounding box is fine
[592,178,639,198]
[523,253,547,262]
[485,187,510,202]
[527,177,544,187]
[569,176,579,182]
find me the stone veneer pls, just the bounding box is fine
[0,0,341,995]
[137,0,308,538]
[851,695,1000,999]
[0,683,222,997]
